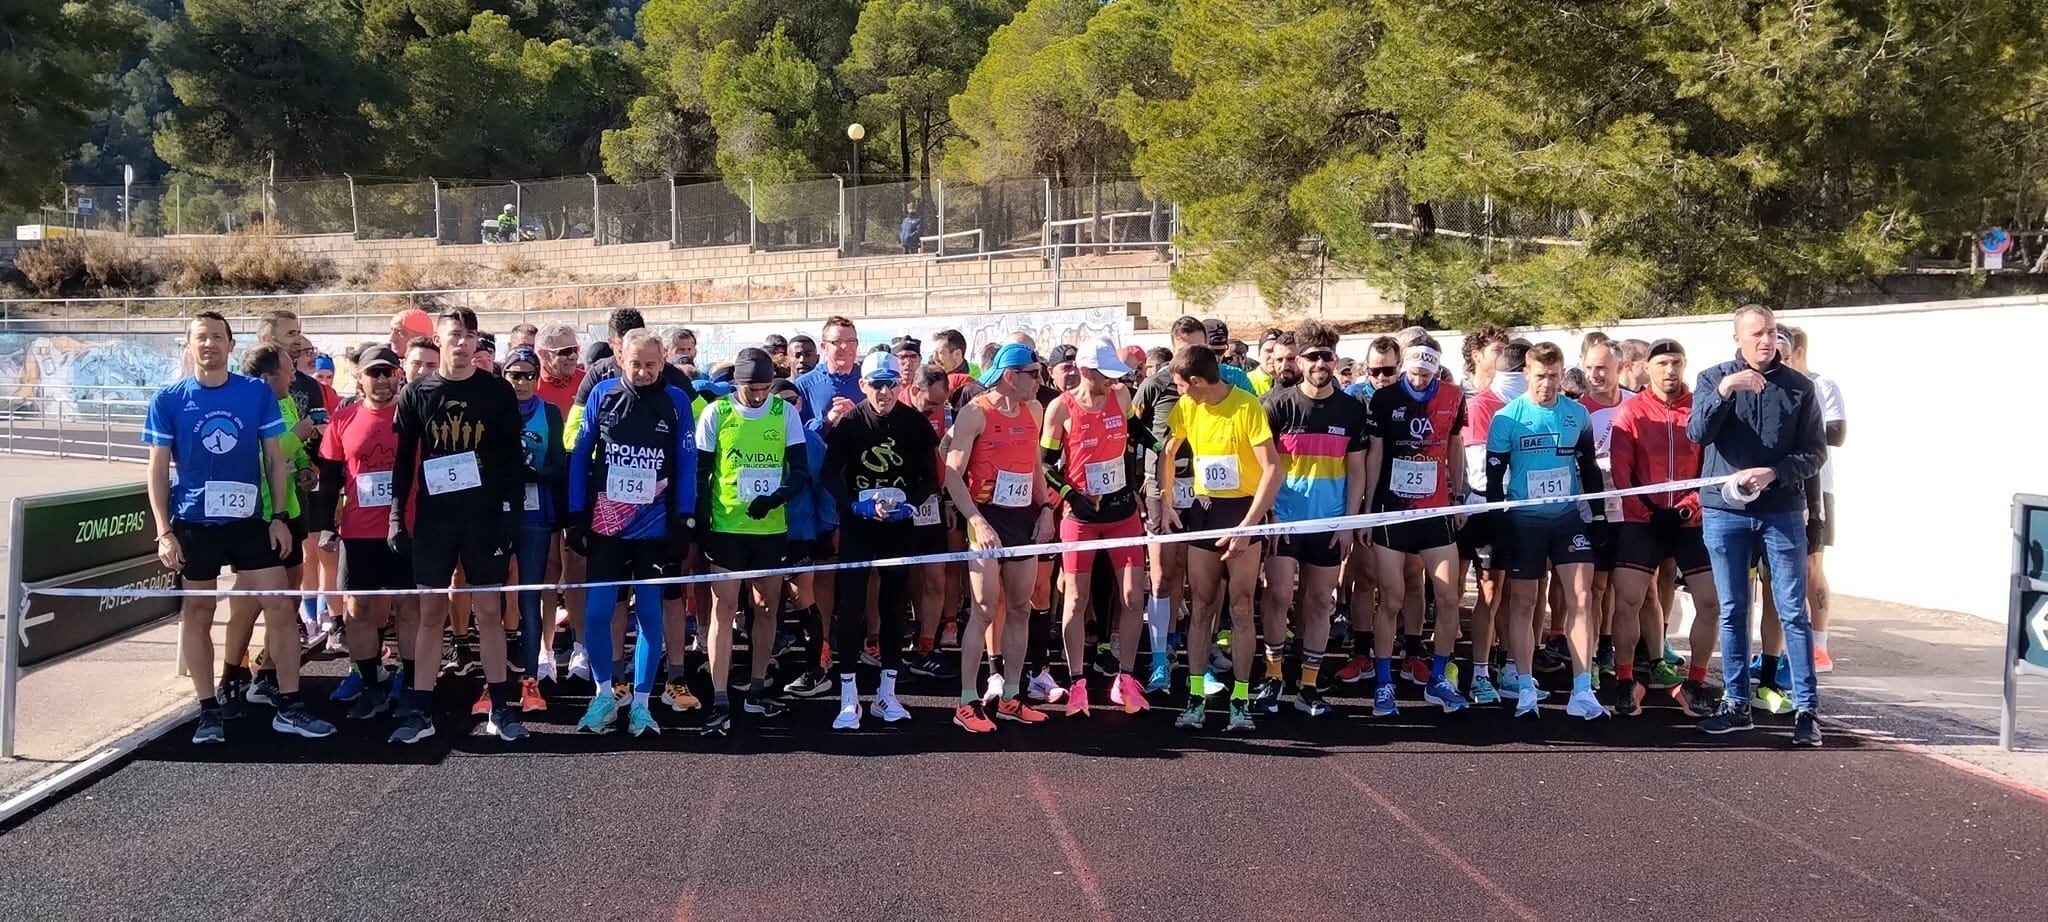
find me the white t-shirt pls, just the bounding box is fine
[693,395,807,454]
[1811,372,1845,495]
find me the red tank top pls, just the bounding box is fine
[1058,389,1138,523]
[966,393,1039,507]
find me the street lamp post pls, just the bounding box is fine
[847,123,865,253]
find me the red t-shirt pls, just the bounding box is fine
[536,367,585,414]
[319,401,413,538]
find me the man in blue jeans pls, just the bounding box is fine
[1687,304,1827,747]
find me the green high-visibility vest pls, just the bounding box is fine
[710,395,789,535]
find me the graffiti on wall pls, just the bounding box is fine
[0,333,184,419]
[685,305,1128,369]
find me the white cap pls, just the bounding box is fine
[860,349,900,384]
[1075,335,1131,375]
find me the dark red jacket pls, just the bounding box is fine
[1608,387,1701,524]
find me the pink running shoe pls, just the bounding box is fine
[1110,673,1150,713]
[1064,679,1090,717]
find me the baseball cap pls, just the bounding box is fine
[1075,336,1131,375]
[502,346,540,372]
[1048,343,1078,366]
[861,350,901,385]
[1202,318,1229,347]
[312,354,335,372]
[356,345,400,370]
[1647,338,1685,359]
[476,332,496,353]
[976,341,1040,386]
[393,308,433,337]
[893,335,922,355]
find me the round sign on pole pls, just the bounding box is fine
[1981,227,2011,269]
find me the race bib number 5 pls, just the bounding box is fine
[423,452,482,496]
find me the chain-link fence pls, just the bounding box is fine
[269,177,356,235]
[436,180,517,244]
[597,177,671,245]
[1050,177,1168,251]
[672,180,749,249]
[844,179,923,256]
[355,181,436,239]
[938,177,1048,254]
[518,176,597,241]
[751,178,840,252]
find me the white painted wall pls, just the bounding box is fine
[1426,294,2048,624]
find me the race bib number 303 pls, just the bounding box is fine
[1196,454,1240,492]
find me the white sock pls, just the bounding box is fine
[1474,663,1491,679]
[839,674,859,706]
[631,691,649,707]
[878,669,897,699]
[1814,630,1829,653]
[572,641,587,656]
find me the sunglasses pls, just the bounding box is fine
[548,346,579,359]
[363,366,398,379]
[1302,350,1336,362]
[503,370,537,381]
[1367,366,1400,377]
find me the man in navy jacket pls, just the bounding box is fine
[1688,304,1827,746]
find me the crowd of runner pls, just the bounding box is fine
[140,302,1845,748]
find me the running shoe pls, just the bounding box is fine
[1513,683,1543,718]
[1533,636,1570,674]
[192,710,226,745]
[1662,642,1685,667]
[1593,645,1615,677]
[1613,677,1646,717]
[869,693,911,723]
[907,651,959,680]
[1145,654,1172,694]
[1813,647,1835,674]
[215,677,250,720]
[1202,670,1225,697]
[486,706,529,742]
[1371,683,1399,717]
[834,700,862,730]
[388,709,436,745]
[1400,655,1430,686]
[626,702,660,737]
[386,666,407,702]
[1026,669,1066,704]
[784,670,834,698]
[1498,672,1551,702]
[1225,698,1255,733]
[984,673,1005,702]
[1565,688,1607,720]
[471,686,491,717]
[1792,709,1823,747]
[272,703,336,739]
[347,682,393,720]
[246,673,283,708]
[1294,686,1331,717]
[1087,643,1116,679]
[577,694,619,733]
[1423,679,1469,713]
[1064,679,1090,717]
[454,643,482,677]
[1673,679,1721,717]
[1251,677,1283,716]
[1208,645,1233,675]
[1751,686,1794,716]
[518,677,546,713]
[566,645,592,682]
[661,679,702,712]
[1645,660,1683,690]
[331,666,367,703]
[700,701,732,736]
[1174,698,1206,730]
[505,633,525,675]
[1110,674,1150,714]
[861,639,882,668]
[953,700,994,733]
[995,697,1047,724]
[1698,702,1755,735]
[772,630,796,659]
[1333,653,1372,685]
[536,648,557,683]
[744,692,789,719]
[1468,675,1501,706]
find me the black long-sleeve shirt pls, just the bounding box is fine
[390,369,526,530]
[821,401,940,516]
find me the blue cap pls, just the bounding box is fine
[976,341,1039,387]
[313,354,334,371]
[861,350,900,384]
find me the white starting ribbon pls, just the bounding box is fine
[26,475,1735,600]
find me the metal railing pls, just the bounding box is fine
[1,394,149,463]
[0,241,1174,331]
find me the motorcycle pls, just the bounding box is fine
[481,216,538,243]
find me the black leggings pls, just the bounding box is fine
[834,520,911,675]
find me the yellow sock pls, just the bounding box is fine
[1300,663,1320,689]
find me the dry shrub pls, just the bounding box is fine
[14,238,86,294]
[166,242,225,293]
[77,236,158,290]
[373,258,475,296]
[499,251,537,275]
[217,233,332,291]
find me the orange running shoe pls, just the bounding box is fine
[995,697,1047,724]
[1813,646,1835,674]
[471,686,491,716]
[954,700,996,733]
[519,676,547,713]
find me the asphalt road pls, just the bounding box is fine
[2,658,2044,920]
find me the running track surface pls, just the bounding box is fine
[3,667,2046,920]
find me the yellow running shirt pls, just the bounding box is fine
[1166,385,1272,499]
